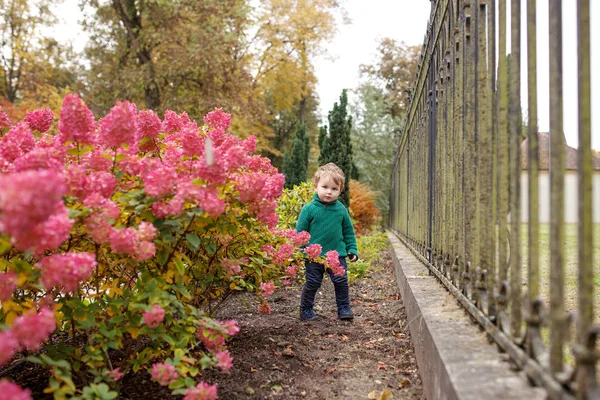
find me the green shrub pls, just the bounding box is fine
[276,181,314,230]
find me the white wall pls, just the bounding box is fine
[521,172,600,223]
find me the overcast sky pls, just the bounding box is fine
[51,0,597,149]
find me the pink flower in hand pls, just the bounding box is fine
[305,244,322,259]
[326,250,344,277]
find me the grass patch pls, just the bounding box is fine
[520,223,600,320]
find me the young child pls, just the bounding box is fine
[296,163,358,321]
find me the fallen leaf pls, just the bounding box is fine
[378,389,394,400]
[250,367,257,373]
[282,348,296,357]
[338,364,353,369]
[399,378,411,389]
[368,391,378,399]
[340,334,349,341]
[326,367,336,375]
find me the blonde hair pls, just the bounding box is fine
[313,163,345,191]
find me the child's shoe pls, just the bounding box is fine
[299,307,318,321]
[337,304,354,320]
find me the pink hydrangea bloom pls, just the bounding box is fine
[37,252,97,293]
[220,320,240,336]
[142,161,177,197]
[109,227,139,255]
[143,305,165,328]
[137,109,162,139]
[135,241,156,261]
[85,213,114,244]
[195,153,227,185]
[85,171,117,199]
[0,123,35,162]
[150,362,178,386]
[0,330,18,366]
[84,194,120,219]
[0,170,66,239]
[13,148,64,172]
[87,150,112,172]
[0,271,17,302]
[259,282,275,298]
[245,155,277,174]
[281,278,291,286]
[221,258,241,277]
[285,263,300,277]
[0,380,32,400]
[0,106,12,129]
[258,301,271,315]
[304,243,322,259]
[151,195,184,218]
[162,110,183,133]
[183,381,218,400]
[325,250,344,276]
[215,350,233,371]
[181,123,204,157]
[199,187,226,217]
[196,327,225,351]
[261,244,275,256]
[223,145,247,170]
[98,101,138,148]
[11,308,56,351]
[292,231,311,247]
[241,135,256,154]
[58,94,96,144]
[0,156,14,173]
[24,108,53,132]
[13,204,73,254]
[272,243,294,266]
[137,222,157,241]
[117,154,143,175]
[107,368,124,381]
[234,172,266,203]
[203,108,231,132]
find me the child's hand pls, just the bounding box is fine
[348,254,358,262]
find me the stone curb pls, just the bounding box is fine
[387,231,547,400]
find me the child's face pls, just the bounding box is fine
[314,175,341,203]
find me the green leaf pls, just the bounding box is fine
[186,233,200,250]
[174,257,186,275]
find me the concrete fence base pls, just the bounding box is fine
[387,231,547,400]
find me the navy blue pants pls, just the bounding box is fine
[300,257,349,310]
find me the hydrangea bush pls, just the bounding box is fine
[0,97,337,399]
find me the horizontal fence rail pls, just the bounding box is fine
[390,0,597,399]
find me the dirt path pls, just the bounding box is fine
[5,251,424,400]
[196,251,424,400]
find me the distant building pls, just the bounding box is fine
[520,133,600,223]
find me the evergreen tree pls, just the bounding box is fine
[282,123,309,189]
[318,89,354,207]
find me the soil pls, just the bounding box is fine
[3,250,424,400]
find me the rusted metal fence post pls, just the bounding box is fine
[389,0,597,397]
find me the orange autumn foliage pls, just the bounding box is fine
[349,179,381,236]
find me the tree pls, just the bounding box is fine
[249,0,340,166]
[359,38,421,119]
[0,0,75,108]
[282,122,309,189]
[349,81,401,220]
[319,89,354,207]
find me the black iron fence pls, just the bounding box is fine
[390,1,596,398]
